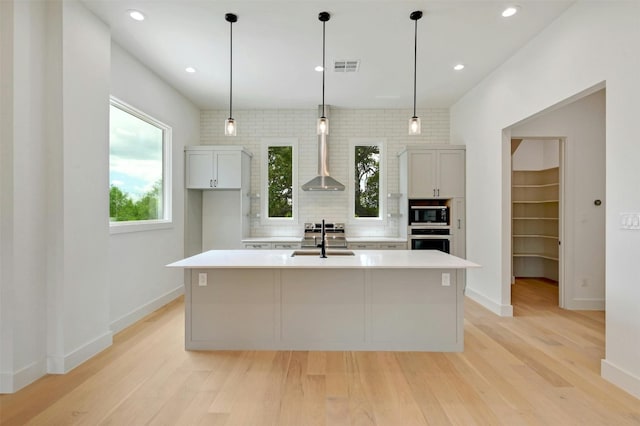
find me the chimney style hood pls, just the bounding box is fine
[301,106,345,191]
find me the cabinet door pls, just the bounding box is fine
[437,150,465,198]
[379,243,407,250]
[186,151,214,189]
[273,243,301,249]
[348,243,380,249]
[244,243,271,249]
[451,198,465,257]
[408,151,437,198]
[214,151,242,188]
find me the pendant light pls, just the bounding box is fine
[224,13,237,136]
[409,10,423,135]
[317,12,330,135]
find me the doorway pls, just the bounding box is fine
[511,138,563,306]
[505,88,606,312]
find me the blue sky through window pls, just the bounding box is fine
[109,105,163,201]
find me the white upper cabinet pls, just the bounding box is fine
[185,146,251,189]
[402,146,465,199]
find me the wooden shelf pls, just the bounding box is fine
[512,183,559,188]
[513,253,559,261]
[512,166,559,279]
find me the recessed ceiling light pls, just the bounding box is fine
[185,67,196,73]
[454,64,465,71]
[128,10,145,21]
[314,66,324,72]
[502,6,519,18]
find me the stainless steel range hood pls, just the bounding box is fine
[301,106,345,191]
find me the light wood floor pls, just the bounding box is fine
[1,278,639,425]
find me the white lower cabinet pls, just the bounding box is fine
[379,242,408,250]
[245,241,406,250]
[273,243,301,249]
[243,243,272,249]
[348,243,380,249]
[243,242,301,250]
[348,242,407,250]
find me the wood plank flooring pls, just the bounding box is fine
[1,278,639,425]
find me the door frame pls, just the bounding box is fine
[504,135,566,308]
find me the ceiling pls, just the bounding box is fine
[82,0,575,110]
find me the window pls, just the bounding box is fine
[109,97,172,232]
[351,140,384,220]
[262,139,297,221]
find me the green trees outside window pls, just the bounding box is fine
[355,145,380,217]
[268,146,293,218]
[109,181,162,221]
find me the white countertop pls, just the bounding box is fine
[167,249,480,269]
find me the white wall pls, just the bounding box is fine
[45,0,112,375]
[1,0,199,393]
[200,108,450,239]
[0,0,48,392]
[513,90,605,310]
[450,2,640,397]
[512,139,559,171]
[108,43,200,333]
[2,0,113,392]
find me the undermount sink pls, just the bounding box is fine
[291,250,355,257]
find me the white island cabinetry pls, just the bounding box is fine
[168,250,479,352]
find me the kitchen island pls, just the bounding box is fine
[167,250,480,351]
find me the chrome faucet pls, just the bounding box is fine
[317,219,327,258]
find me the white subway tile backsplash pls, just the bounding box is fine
[200,107,449,237]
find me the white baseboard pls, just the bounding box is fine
[47,331,113,374]
[601,359,640,399]
[565,298,605,310]
[465,287,514,317]
[110,285,183,334]
[2,288,183,393]
[0,359,46,394]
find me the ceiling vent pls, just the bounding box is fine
[333,60,360,73]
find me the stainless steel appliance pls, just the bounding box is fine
[301,222,347,249]
[408,204,449,226]
[409,227,451,252]
[301,106,345,191]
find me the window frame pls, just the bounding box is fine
[261,138,298,224]
[109,96,173,234]
[348,138,386,223]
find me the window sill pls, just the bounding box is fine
[109,219,173,235]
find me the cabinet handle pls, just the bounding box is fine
[437,189,440,197]
[433,189,436,197]
[209,179,213,187]
[458,219,461,229]
[213,179,218,187]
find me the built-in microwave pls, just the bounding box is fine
[409,205,449,226]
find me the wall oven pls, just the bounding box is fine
[409,226,451,253]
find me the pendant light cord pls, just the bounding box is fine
[229,20,233,119]
[413,17,417,117]
[322,19,326,117]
